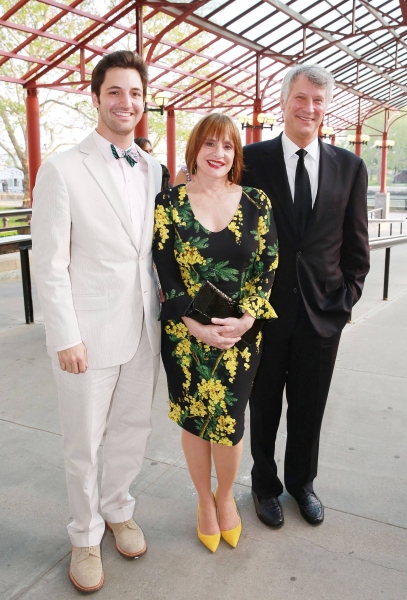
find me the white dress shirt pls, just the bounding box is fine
[281,132,320,206]
[55,130,149,353]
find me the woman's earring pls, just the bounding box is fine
[229,164,234,180]
[192,163,197,175]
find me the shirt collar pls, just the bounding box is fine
[282,131,319,162]
[92,129,143,167]
[92,129,117,166]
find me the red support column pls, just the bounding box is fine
[252,98,262,144]
[331,134,336,146]
[355,124,362,157]
[380,131,388,193]
[166,108,176,184]
[245,127,253,145]
[26,87,42,206]
[134,111,148,140]
[136,4,143,57]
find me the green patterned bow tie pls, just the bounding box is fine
[110,143,139,167]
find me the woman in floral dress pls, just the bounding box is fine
[153,113,278,552]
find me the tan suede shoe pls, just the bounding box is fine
[69,545,104,592]
[106,518,146,558]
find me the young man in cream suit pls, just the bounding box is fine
[32,51,162,592]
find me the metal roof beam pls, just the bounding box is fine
[0,0,85,69]
[23,1,136,85]
[21,0,134,81]
[161,2,402,111]
[399,0,407,24]
[263,0,407,95]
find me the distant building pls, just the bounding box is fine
[0,167,24,193]
[393,169,407,184]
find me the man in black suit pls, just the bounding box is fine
[242,65,369,527]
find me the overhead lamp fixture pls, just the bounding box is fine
[257,113,275,129]
[375,139,395,148]
[238,113,275,130]
[144,90,171,115]
[347,134,370,145]
[320,126,334,139]
[238,115,253,129]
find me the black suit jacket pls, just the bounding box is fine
[242,134,370,338]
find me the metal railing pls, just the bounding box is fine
[0,208,32,235]
[0,234,33,323]
[369,234,407,300]
[368,218,405,237]
[367,207,383,219]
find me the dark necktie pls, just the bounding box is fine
[294,149,312,237]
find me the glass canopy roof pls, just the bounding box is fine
[1,0,406,131]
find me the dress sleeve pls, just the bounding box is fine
[153,188,192,320]
[238,188,279,320]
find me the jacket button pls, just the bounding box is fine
[293,287,298,294]
[297,251,301,257]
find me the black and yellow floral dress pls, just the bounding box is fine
[153,184,278,446]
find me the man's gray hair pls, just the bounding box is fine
[281,64,334,106]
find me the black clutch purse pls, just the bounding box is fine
[184,281,263,350]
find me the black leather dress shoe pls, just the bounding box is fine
[297,492,324,525]
[251,490,284,528]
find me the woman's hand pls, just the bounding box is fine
[182,316,241,350]
[211,311,255,338]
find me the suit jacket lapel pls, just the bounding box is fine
[263,135,299,237]
[140,152,156,255]
[312,140,340,226]
[80,134,140,252]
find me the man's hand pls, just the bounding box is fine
[58,343,88,374]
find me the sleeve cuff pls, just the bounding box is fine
[54,340,82,352]
[238,297,278,320]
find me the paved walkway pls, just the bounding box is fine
[0,244,406,600]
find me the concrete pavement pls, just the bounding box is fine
[0,244,406,600]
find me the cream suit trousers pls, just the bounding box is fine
[52,321,159,547]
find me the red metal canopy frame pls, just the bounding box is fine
[0,0,406,193]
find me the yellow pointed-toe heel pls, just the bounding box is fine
[214,491,242,548]
[221,514,242,548]
[197,506,220,553]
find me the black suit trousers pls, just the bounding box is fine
[250,301,341,500]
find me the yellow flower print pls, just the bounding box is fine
[255,331,262,352]
[224,346,239,383]
[228,205,243,244]
[240,346,251,370]
[197,378,227,414]
[165,321,192,391]
[178,185,187,205]
[176,242,206,297]
[240,296,277,320]
[165,321,189,338]
[179,265,202,297]
[169,401,181,423]
[189,399,207,417]
[257,215,268,255]
[176,242,206,268]
[172,207,181,224]
[216,414,236,435]
[269,255,279,271]
[216,437,233,446]
[154,204,170,250]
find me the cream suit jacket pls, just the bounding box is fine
[32,133,162,368]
